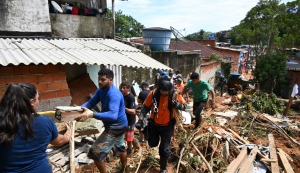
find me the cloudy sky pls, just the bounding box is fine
[107,0,292,35]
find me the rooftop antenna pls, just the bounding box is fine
[170,26,190,50]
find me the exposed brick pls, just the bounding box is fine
[43,91,57,99]
[60,65,66,72]
[0,88,3,97]
[6,76,23,84]
[48,82,62,90]
[35,83,48,92]
[79,89,89,98]
[38,74,52,83]
[22,75,38,84]
[68,78,82,89]
[30,65,46,74]
[0,66,14,77]
[13,66,30,75]
[46,65,59,73]
[0,78,6,87]
[58,89,71,97]
[81,81,91,89]
[71,93,82,103]
[70,86,82,96]
[86,80,95,86]
[38,92,43,100]
[81,74,91,82]
[87,85,98,94]
[79,97,90,105]
[52,73,66,81]
[61,81,68,89]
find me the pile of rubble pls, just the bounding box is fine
[47,95,300,173]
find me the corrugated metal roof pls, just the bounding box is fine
[0,38,171,70]
[124,52,171,70]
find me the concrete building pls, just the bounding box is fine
[0,0,113,38]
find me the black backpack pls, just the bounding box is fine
[220,76,227,84]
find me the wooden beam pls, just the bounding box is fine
[227,129,248,144]
[277,148,295,173]
[283,96,294,116]
[239,146,259,173]
[226,146,248,173]
[268,134,280,173]
[69,121,76,173]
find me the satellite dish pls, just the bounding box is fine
[170,26,190,43]
[51,1,63,13]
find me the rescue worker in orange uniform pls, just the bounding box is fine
[136,76,187,173]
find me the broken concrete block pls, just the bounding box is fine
[55,118,103,136]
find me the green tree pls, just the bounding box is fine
[253,53,287,93]
[185,29,212,40]
[107,9,145,38]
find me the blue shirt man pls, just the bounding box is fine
[74,68,128,173]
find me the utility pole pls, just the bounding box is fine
[112,0,115,38]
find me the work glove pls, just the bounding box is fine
[135,120,144,130]
[172,100,183,110]
[74,107,93,122]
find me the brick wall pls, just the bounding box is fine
[290,60,300,63]
[201,62,221,74]
[68,74,98,106]
[209,47,240,72]
[0,64,72,113]
[201,62,221,86]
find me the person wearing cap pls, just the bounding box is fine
[137,82,151,143]
[155,70,163,87]
[176,78,184,91]
[176,74,184,85]
[162,71,168,76]
[215,71,226,96]
[169,72,174,85]
[136,76,187,173]
[182,72,215,129]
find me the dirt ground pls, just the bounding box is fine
[76,95,300,173]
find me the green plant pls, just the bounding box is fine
[249,92,284,115]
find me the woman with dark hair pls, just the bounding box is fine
[0,83,71,173]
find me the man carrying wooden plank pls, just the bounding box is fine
[74,68,128,173]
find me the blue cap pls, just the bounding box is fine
[218,71,222,74]
[158,69,163,73]
[162,72,168,76]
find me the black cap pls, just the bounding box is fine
[176,70,180,73]
[169,72,174,75]
[139,82,149,88]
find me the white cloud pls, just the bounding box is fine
[107,0,293,35]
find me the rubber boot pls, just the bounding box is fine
[160,157,168,173]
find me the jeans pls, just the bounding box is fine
[148,122,175,158]
[193,99,207,127]
[214,83,224,96]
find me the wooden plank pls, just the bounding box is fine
[283,96,294,116]
[239,146,259,173]
[227,129,249,144]
[56,143,90,165]
[277,149,295,173]
[268,134,280,173]
[226,146,248,173]
[69,121,76,173]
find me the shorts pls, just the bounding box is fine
[125,126,135,142]
[88,131,126,162]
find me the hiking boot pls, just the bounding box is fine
[160,157,168,173]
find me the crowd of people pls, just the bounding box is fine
[0,68,225,173]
